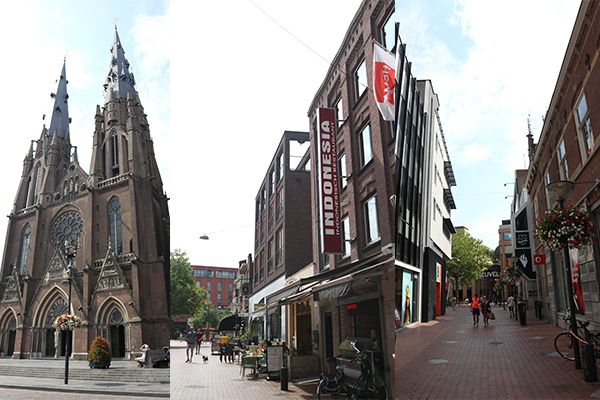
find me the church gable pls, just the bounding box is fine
[93,247,131,295]
[58,162,89,202]
[43,249,68,284]
[1,271,23,304]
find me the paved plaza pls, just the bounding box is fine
[396,305,600,399]
[170,340,318,399]
[0,357,169,398]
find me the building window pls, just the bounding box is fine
[268,239,274,273]
[342,216,351,258]
[207,281,211,293]
[279,153,285,178]
[364,195,380,243]
[354,58,367,100]
[108,197,123,254]
[359,124,373,167]
[575,92,595,159]
[335,97,344,127]
[19,225,31,275]
[275,228,283,266]
[433,199,437,221]
[339,152,347,189]
[381,10,396,51]
[503,232,512,241]
[218,282,222,292]
[558,138,569,180]
[269,169,275,197]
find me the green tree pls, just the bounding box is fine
[448,230,493,294]
[170,249,206,317]
[191,304,231,329]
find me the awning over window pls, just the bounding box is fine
[443,217,456,234]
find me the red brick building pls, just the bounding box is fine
[192,266,237,307]
[526,0,600,327]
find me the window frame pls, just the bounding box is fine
[359,123,373,168]
[557,138,569,180]
[354,58,367,101]
[381,9,396,51]
[574,91,595,160]
[364,194,380,244]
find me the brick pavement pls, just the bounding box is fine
[0,388,135,399]
[395,305,600,399]
[170,340,319,400]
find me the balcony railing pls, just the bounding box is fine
[98,173,130,190]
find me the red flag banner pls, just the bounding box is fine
[317,108,342,253]
[373,42,396,121]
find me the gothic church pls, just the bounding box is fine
[0,28,170,359]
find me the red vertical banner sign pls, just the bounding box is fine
[318,108,342,253]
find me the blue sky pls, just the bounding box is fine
[0,1,582,269]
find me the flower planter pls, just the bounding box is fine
[89,360,110,369]
[536,207,593,250]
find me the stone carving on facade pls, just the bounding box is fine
[43,250,68,284]
[1,274,20,303]
[94,248,128,294]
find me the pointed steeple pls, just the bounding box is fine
[48,60,70,140]
[104,26,136,102]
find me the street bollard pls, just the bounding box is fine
[583,343,598,383]
[517,302,527,325]
[280,367,289,391]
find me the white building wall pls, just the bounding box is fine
[418,80,453,260]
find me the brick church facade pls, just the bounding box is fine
[0,29,170,360]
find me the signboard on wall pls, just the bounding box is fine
[317,108,342,253]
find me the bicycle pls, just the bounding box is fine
[554,313,600,365]
[317,354,389,399]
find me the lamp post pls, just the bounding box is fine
[546,180,581,369]
[63,242,77,384]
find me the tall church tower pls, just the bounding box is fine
[0,28,170,360]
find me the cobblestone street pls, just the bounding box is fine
[395,305,600,399]
[170,341,318,400]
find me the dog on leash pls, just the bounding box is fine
[202,355,209,364]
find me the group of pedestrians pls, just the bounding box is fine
[470,293,494,327]
[184,327,207,363]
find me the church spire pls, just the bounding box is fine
[48,60,70,140]
[104,26,136,102]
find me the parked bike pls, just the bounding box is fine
[554,313,600,365]
[317,354,388,399]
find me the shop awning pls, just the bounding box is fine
[217,315,247,332]
[312,275,353,301]
[266,284,301,309]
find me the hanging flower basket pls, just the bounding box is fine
[536,207,594,251]
[54,313,82,331]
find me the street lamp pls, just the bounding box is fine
[63,241,77,384]
[546,180,581,369]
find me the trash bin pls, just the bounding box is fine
[534,301,543,320]
[517,302,527,325]
[280,367,289,391]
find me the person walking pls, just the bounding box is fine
[507,294,515,318]
[185,327,197,363]
[195,329,203,355]
[481,296,492,327]
[471,293,481,326]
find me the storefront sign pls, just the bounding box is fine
[435,262,442,283]
[317,108,342,253]
[533,254,546,265]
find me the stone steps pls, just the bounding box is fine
[0,365,170,383]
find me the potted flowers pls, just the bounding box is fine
[88,336,112,369]
[536,207,594,250]
[54,314,82,330]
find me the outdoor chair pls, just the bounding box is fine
[241,355,258,379]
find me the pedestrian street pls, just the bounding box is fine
[395,304,600,399]
[170,340,319,399]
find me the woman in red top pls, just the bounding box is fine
[471,294,480,326]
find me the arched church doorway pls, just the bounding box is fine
[44,328,67,357]
[109,309,125,358]
[0,313,17,357]
[32,292,69,358]
[97,300,128,359]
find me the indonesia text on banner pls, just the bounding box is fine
[373,42,396,121]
